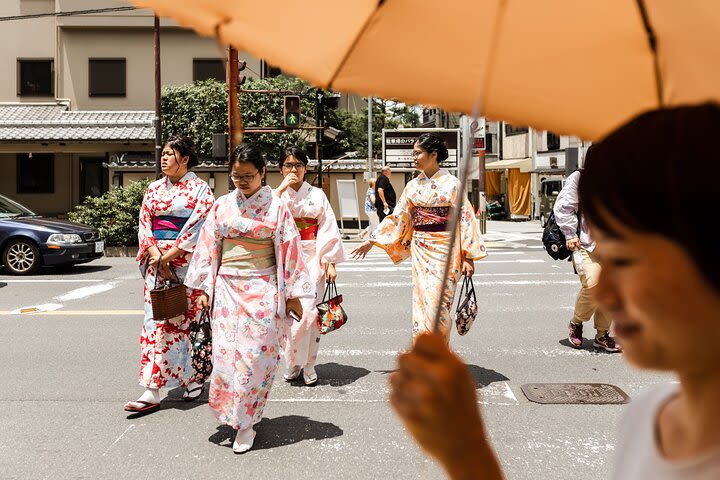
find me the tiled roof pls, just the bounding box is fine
[0,103,154,142]
[108,153,382,172]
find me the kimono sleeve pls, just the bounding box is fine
[276,203,314,300]
[459,197,487,261]
[370,186,412,264]
[316,191,346,266]
[136,187,158,262]
[174,181,215,253]
[184,202,223,300]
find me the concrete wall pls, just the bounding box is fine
[0,152,75,215]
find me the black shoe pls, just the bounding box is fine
[568,322,583,348]
[593,332,622,353]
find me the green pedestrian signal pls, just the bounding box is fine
[283,95,301,128]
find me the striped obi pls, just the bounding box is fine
[294,217,319,241]
[412,206,450,232]
[221,237,276,270]
[152,215,189,240]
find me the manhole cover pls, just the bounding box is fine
[520,383,629,404]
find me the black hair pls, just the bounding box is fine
[229,143,265,172]
[279,146,308,166]
[579,104,720,291]
[415,132,449,163]
[165,135,198,169]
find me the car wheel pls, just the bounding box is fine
[2,239,42,275]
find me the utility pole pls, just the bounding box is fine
[367,96,373,181]
[227,46,241,159]
[315,89,324,189]
[153,16,162,179]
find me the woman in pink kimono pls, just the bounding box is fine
[351,133,487,341]
[185,144,313,454]
[124,136,215,414]
[273,147,346,386]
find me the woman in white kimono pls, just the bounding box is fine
[185,144,313,454]
[124,136,215,414]
[351,133,487,341]
[273,147,346,385]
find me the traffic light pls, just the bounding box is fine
[283,95,301,128]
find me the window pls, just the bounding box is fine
[16,154,54,194]
[17,59,54,96]
[504,124,528,136]
[89,58,126,97]
[193,58,225,82]
[547,132,561,150]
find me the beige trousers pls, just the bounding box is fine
[572,248,611,335]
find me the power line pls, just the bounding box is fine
[0,6,138,22]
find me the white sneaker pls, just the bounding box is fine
[283,365,302,381]
[233,428,256,454]
[303,366,318,386]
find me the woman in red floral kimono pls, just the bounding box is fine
[124,136,215,414]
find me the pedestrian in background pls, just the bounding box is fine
[388,104,720,479]
[554,162,621,352]
[359,178,379,239]
[125,135,215,414]
[375,166,396,222]
[273,146,346,386]
[185,144,313,453]
[351,133,486,340]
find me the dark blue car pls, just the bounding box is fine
[0,194,104,275]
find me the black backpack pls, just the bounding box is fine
[542,212,572,260]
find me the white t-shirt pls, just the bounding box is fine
[612,383,720,479]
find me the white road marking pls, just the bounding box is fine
[8,303,64,315]
[0,279,100,283]
[55,282,117,301]
[337,279,577,287]
[102,424,136,457]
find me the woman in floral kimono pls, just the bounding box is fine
[124,136,215,414]
[185,144,313,454]
[351,133,487,341]
[273,146,346,386]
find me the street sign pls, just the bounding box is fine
[382,128,460,172]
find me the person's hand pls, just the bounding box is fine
[350,241,373,260]
[147,246,162,268]
[566,238,581,251]
[461,258,474,277]
[277,173,300,194]
[325,263,337,283]
[158,255,173,280]
[286,297,303,321]
[390,333,503,480]
[196,293,209,310]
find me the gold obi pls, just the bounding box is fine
[221,237,276,270]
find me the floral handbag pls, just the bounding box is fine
[455,275,478,336]
[316,281,348,335]
[189,308,213,378]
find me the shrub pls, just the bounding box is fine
[68,179,150,246]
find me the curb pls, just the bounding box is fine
[104,246,138,257]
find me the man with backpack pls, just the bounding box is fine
[554,163,621,353]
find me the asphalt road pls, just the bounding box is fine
[0,221,671,480]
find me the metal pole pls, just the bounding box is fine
[367,96,373,179]
[153,15,162,179]
[315,89,324,189]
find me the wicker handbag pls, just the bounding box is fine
[316,281,348,335]
[149,267,188,321]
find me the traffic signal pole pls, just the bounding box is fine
[227,46,241,157]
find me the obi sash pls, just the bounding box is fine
[412,206,449,232]
[294,217,319,241]
[221,237,276,270]
[152,215,189,240]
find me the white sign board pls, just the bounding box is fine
[336,179,359,219]
[382,128,460,173]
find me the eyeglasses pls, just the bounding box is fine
[411,150,425,159]
[230,171,260,183]
[282,162,305,170]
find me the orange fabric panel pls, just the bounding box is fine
[507,169,531,216]
[484,171,502,198]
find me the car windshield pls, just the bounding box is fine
[0,194,36,218]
